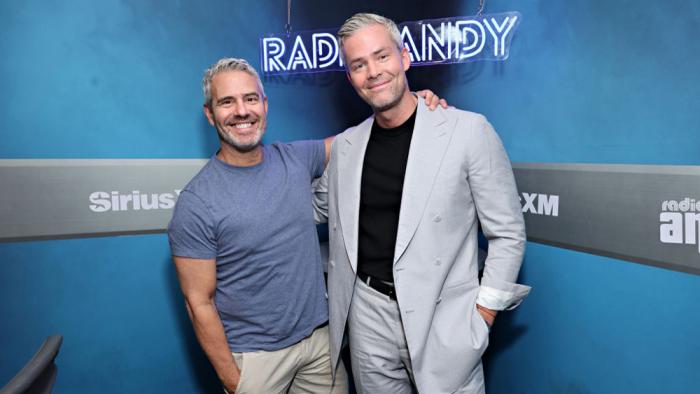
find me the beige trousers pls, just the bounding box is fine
[231,325,348,394]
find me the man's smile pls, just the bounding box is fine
[233,122,253,129]
[367,80,391,90]
[226,119,258,132]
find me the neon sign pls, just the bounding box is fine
[260,12,520,75]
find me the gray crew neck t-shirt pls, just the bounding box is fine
[168,140,328,352]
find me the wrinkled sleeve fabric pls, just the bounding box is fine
[289,139,326,178]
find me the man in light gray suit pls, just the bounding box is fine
[314,13,531,393]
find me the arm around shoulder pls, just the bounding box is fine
[313,137,337,224]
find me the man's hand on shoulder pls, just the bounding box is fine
[416,89,449,110]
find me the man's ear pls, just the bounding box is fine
[401,47,411,71]
[203,104,215,126]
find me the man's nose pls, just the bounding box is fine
[233,100,249,117]
[366,61,381,79]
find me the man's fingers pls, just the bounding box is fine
[416,89,447,111]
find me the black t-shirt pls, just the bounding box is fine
[357,107,417,282]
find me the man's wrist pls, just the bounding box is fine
[222,378,238,394]
[220,366,240,394]
[476,304,498,326]
[476,304,497,316]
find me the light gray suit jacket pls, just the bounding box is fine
[314,100,530,393]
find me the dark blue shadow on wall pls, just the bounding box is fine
[409,61,485,93]
[481,254,531,387]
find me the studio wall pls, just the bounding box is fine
[1,1,698,393]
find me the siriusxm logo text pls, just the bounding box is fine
[519,192,559,216]
[89,190,181,213]
[660,197,700,253]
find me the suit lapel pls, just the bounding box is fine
[394,100,453,263]
[337,116,373,273]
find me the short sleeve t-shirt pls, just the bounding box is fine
[168,140,328,352]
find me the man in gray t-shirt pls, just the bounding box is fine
[169,141,328,353]
[167,58,345,394]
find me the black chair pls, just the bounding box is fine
[0,335,63,394]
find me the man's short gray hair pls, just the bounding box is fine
[202,58,265,107]
[337,13,404,54]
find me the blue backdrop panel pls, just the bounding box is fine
[1,1,699,393]
[0,235,219,392]
[485,244,700,393]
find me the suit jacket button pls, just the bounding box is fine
[433,215,442,222]
[329,260,335,267]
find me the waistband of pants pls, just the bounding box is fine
[357,271,396,300]
[315,320,329,329]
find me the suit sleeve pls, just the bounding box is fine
[466,115,531,310]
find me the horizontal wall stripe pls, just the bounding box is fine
[513,163,700,275]
[2,160,698,275]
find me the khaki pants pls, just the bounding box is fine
[232,325,348,394]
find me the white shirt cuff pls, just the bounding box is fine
[477,285,522,311]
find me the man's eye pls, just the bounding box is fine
[379,54,388,60]
[246,97,259,103]
[220,100,232,106]
[352,63,364,71]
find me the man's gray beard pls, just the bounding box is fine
[372,96,402,113]
[368,87,404,113]
[217,127,262,153]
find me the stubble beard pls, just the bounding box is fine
[216,119,264,153]
[364,79,406,113]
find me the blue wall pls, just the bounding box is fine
[1,1,698,393]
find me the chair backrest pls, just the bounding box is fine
[0,335,63,394]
